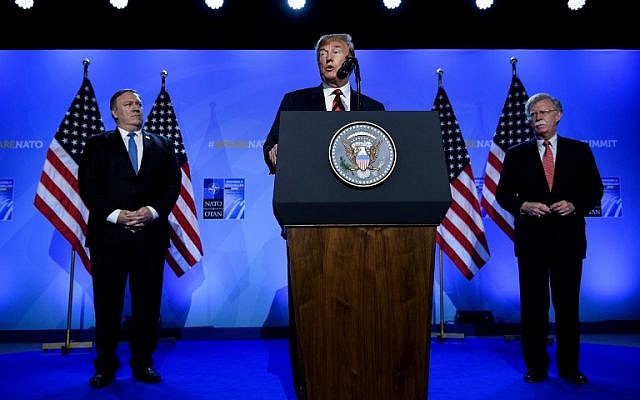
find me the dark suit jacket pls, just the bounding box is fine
[263,85,385,174]
[78,129,181,248]
[496,136,603,259]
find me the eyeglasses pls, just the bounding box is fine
[529,109,557,118]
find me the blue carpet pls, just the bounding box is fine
[1,337,638,399]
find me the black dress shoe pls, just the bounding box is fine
[524,369,548,383]
[559,370,588,384]
[89,372,115,388]
[132,367,162,383]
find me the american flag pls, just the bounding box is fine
[144,82,203,277]
[480,74,533,239]
[433,85,490,279]
[34,76,105,271]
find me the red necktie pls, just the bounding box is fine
[542,139,554,190]
[331,89,345,112]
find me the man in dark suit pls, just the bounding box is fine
[262,33,385,399]
[263,33,385,174]
[496,92,603,385]
[78,88,181,388]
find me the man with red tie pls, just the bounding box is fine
[496,93,603,385]
[263,33,385,174]
[263,33,384,399]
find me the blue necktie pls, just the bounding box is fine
[128,132,138,174]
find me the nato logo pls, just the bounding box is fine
[203,178,245,219]
[0,179,13,221]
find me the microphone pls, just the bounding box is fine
[337,56,356,79]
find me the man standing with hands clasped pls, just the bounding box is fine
[79,88,181,388]
[496,92,603,385]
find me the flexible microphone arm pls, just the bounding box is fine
[353,57,362,111]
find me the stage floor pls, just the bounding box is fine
[1,335,639,399]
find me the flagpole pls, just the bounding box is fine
[434,248,464,343]
[432,68,464,343]
[42,58,94,354]
[42,248,93,353]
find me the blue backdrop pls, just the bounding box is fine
[0,49,638,331]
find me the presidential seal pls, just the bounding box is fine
[329,121,397,188]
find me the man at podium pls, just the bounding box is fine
[263,33,385,175]
[262,33,385,399]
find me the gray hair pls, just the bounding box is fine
[525,92,563,118]
[314,33,355,59]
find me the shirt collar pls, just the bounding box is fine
[117,127,141,139]
[322,82,350,95]
[536,133,558,148]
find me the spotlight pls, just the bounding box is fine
[567,0,586,10]
[15,0,34,9]
[383,0,402,9]
[109,0,128,9]
[288,0,305,10]
[475,0,494,10]
[204,0,224,9]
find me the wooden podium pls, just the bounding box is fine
[274,111,450,399]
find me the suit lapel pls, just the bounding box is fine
[107,130,132,169]
[138,130,154,176]
[524,139,551,193]
[312,85,327,110]
[551,136,569,191]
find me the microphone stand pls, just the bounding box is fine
[353,58,362,111]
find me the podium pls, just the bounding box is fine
[273,111,451,400]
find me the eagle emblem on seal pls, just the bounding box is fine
[342,139,381,172]
[329,121,397,188]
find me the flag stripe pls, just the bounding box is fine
[34,194,91,268]
[165,249,186,278]
[481,74,533,239]
[144,86,203,276]
[438,217,484,273]
[433,86,490,279]
[436,233,474,280]
[37,167,87,235]
[34,77,105,273]
[450,187,489,252]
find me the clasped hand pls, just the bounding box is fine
[522,200,575,217]
[118,208,152,232]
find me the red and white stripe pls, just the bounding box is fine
[437,164,490,279]
[481,139,515,240]
[34,139,91,269]
[165,163,203,276]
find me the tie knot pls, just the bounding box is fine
[128,132,136,138]
[332,89,343,96]
[543,139,551,148]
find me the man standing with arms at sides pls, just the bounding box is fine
[496,92,603,385]
[79,88,181,388]
[263,33,385,399]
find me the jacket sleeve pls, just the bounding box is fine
[572,142,604,216]
[78,136,111,222]
[495,148,523,217]
[148,137,181,220]
[263,94,291,175]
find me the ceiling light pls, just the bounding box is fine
[475,0,494,10]
[204,0,224,10]
[383,0,402,9]
[288,0,305,10]
[110,0,128,10]
[15,0,34,9]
